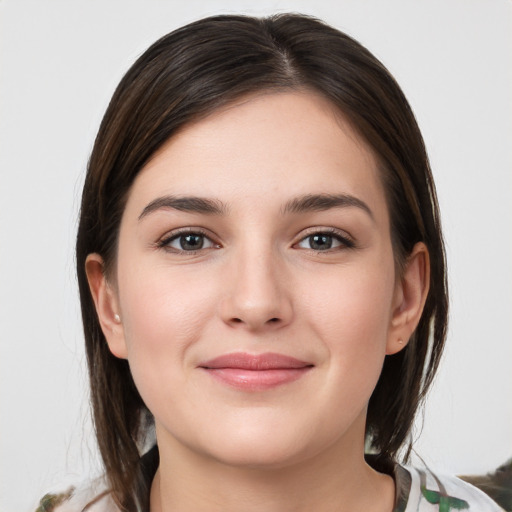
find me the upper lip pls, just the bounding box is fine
[198,352,313,370]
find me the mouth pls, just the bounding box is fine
[198,352,314,391]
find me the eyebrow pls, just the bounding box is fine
[139,195,227,220]
[138,192,373,221]
[282,193,374,219]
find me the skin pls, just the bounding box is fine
[87,91,429,512]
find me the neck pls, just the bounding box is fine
[150,418,395,512]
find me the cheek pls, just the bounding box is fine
[119,255,219,339]
[116,263,220,406]
[301,257,396,386]
[307,262,394,336]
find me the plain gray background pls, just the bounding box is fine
[1,0,511,510]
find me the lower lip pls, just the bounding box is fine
[201,367,312,391]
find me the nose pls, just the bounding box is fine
[219,246,293,331]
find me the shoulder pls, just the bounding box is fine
[396,464,506,511]
[36,478,119,512]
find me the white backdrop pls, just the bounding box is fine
[0,0,511,510]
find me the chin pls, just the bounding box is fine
[205,439,309,470]
[192,418,332,471]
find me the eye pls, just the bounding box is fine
[160,231,218,252]
[296,231,354,251]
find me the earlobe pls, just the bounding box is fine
[85,254,128,359]
[387,242,430,355]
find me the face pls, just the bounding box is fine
[96,91,414,469]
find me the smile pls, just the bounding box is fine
[198,352,314,391]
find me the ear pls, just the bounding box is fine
[85,253,128,359]
[386,242,430,355]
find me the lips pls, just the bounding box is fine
[198,352,313,391]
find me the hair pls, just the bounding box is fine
[76,12,448,511]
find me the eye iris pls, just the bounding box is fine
[180,234,204,250]
[309,234,332,250]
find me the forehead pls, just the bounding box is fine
[124,91,387,219]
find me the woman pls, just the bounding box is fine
[49,13,502,512]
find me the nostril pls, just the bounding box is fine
[227,316,285,328]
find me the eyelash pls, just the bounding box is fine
[156,227,355,254]
[294,228,356,252]
[157,228,219,254]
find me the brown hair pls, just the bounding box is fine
[76,13,447,511]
